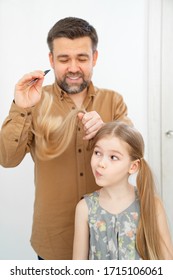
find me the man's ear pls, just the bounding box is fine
[129,159,140,174]
[49,52,54,68]
[93,50,98,67]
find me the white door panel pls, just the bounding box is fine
[161,0,173,237]
[148,0,173,240]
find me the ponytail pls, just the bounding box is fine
[136,158,163,259]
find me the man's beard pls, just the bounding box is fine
[57,73,89,94]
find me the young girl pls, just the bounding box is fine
[73,121,173,260]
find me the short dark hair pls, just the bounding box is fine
[47,17,98,53]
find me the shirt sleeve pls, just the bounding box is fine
[0,101,34,167]
[113,92,133,125]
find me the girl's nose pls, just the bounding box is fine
[98,159,106,168]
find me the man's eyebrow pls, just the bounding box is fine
[57,53,90,58]
[77,53,90,57]
[57,54,69,59]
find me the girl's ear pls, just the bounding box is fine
[129,159,140,174]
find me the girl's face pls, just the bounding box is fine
[91,136,135,188]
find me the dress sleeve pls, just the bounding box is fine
[0,101,34,167]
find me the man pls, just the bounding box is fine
[0,17,131,259]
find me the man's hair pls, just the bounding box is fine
[47,17,98,53]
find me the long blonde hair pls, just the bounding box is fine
[33,91,85,160]
[89,121,166,260]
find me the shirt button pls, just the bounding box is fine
[20,113,25,117]
[72,106,76,110]
[78,127,81,131]
[78,149,82,153]
[80,172,84,176]
[15,139,18,142]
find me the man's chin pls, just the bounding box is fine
[68,89,82,94]
[58,80,88,94]
[58,84,80,94]
[66,85,87,94]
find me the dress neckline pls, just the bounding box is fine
[94,187,138,216]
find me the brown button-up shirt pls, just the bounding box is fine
[0,82,131,259]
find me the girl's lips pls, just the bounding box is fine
[95,170,102,178]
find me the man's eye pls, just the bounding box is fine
[59,59,68,63]
[78,58,87,62]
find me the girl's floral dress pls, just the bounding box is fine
[84,188,141,260]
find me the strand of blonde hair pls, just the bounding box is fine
[33,91,85,160]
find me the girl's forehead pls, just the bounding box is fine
[95,136,129,151]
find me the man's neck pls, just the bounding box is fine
[69,89,87,108]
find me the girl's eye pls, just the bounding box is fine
[94,150,101,156]
[111,155,119,161]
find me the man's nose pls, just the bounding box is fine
[67,60,80,72]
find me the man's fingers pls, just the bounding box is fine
[77,112,85,120]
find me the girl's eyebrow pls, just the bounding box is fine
[94,144,101,149]
[110,150,123,156]
[94,145,123,156]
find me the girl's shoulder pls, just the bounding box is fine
[75,198,88,218]
[76,190,100,211]
[84,190,100,198]
[84,190,99,201]
[83,190,100,211]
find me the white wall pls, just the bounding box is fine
[0,0,148,259]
